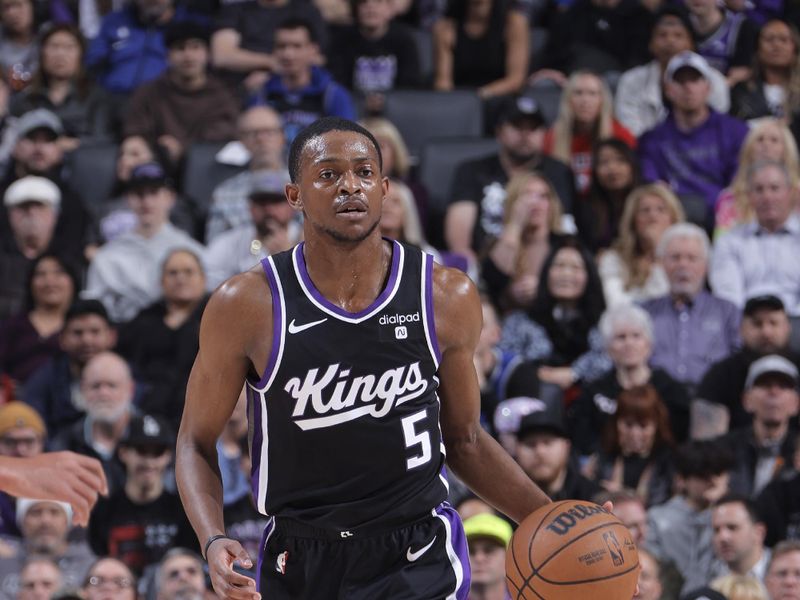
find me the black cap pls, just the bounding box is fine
[121,414,174,448]
[516,401,568,439]
[496,95,546,129]
[126,162,172,192]
[744,294,785,317]
[680,588,727,600]
[164,20,210,48]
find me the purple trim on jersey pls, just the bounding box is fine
[295,238,401,318]
[251,257,284,389]
[436,503,471,599]
[425,254,442,363]
[256,517,275,594]
[248,386,264,502]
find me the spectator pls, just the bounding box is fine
[217,387,248,508]
[85,162,206,323]
[0,175,80,320]
[577,138,641,253]
[721,355,799,497]
[598,183,684,307]
[498,237,611,388]
[710,160,800,316]
[638,51,749,227]
[635,548,664,600]
[543,71,636,196]
[710,494,771,582]
[756,453,800,545]
[81,557,136,600]
[50,351,135,495]
[594,488,648,546]
[328,0,421,110]
[615,6,730,137]
[0,498,94,596]
[764,541,800,600]
[711,574,769,600]
[16,557,61,600]
[569,303,691,456]
[206,172,298,289]
[643,223,741,391]
[23,299,119,438]
[481,171,566,312]
[210,0,326,87]
[117,248,208,427]
[730,20,800,123]
[646,439,734,594]
[0,0,38,93]
[88,414,197,577]
[124,21,239,169]
[514,401,601,501]
[444,95,574,260]
[686,0,757,85]
[714,118,800,239]
[432,0,529,100]
[9,24,112,147]
[153,548,205,600]
[85,0,207,97]
[696,295,797,436]
[249,18,355,144]
[0,253,78,386]
[205,105,288,243]
[463,513,513,600]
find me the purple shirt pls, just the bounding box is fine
[642,291,741,386]
[638,110,748,212]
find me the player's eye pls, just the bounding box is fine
[319,170,335,180]
[359,167,373,177]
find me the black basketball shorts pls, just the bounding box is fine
[257,503,471,599]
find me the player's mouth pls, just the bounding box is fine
[335,198,368,219]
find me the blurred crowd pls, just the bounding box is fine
[0,0,799,598]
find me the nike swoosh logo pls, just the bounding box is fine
[406,536,436,562]
[288,318,328,334]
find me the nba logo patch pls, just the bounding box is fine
[603,531,624,566]
[276,551,288,574]
[395,326,408,339]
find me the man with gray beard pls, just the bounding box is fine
[50,351,137,494]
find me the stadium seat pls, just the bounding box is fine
[64,140,119,217]
[417,137,498,246]
[180,141,245,229]
[383,90,484,163]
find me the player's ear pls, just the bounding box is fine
[286,183,303,210]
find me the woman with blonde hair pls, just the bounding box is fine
[543,71,636,195]
[482,171,566,312]
[714,117,800,237]
[599,183,685,307]
[711,574,769,600]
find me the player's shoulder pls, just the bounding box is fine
[205,267,272,323]
[431,261,476,302]
[431,262,480,347]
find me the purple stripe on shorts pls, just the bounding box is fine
[251,257,283,389]
[256,517,275,594]
[294,239,401,318]
[425,254,442,363]
[436,503,471,599]
[247,386,263,502]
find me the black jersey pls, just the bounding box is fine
[245,240,448,530]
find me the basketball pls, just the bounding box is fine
[506,500,640,600]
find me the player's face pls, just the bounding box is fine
[60,315,116,365]
[84,558,136,600]
[712,502,762,567]
[748,164,795,230]
[18,561,61,600]
[468,537,507,587]
[158,554,206,600]
[288,130,388,244]
[515,431,570,487]
[607,323,651,369]
[745,373,799,428]
[661,236,706,298]
[613,500,647,547]
[22,502,68,554]
[547,247,587,303]
[633,551,662,600]
[741,309,791,353]
[767,551,800,600]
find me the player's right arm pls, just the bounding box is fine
[176,271,271,600]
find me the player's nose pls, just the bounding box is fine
[338,170,361,194]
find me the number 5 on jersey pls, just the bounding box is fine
[402,409,432,470]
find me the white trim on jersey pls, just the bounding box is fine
[420,252,440,369]
[434,507,464,600]
[291,243,406,324]
[250,256,288,394]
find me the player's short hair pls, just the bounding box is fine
[288,117,383,183]
[712,493,763,524]
[674,439,734,478]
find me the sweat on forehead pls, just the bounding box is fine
[288,117,383,182]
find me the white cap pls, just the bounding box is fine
[664,51,713,83]
[16,498,73,529]
[4,176,61,209]
[745,355,799,390]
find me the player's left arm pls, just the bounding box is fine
[433,264,551,523]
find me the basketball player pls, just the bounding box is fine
[175,117,552,599]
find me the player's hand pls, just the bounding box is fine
[207,537,261,600]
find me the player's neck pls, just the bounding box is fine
[302,234,391,312]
